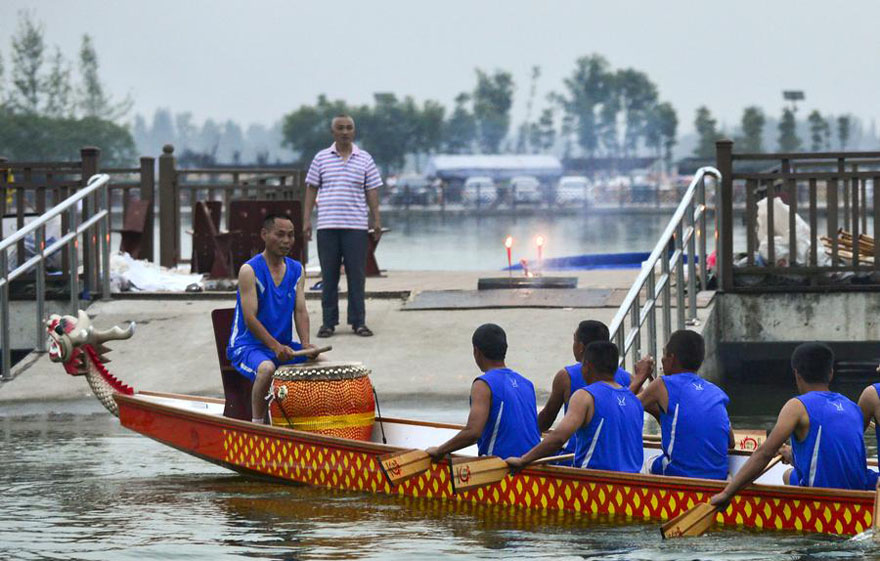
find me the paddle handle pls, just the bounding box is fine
[760,454,783,476]
[290,345,332,358]
[532,453,575,466]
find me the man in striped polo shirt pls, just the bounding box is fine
[304,114,383,337]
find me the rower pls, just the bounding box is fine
[425,324,541,461]
[536,320,634,458]
[711,343,876,509]
[636,330,732,480]
[856,376,880,465]
[507,341,644,473]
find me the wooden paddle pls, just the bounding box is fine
[449,453,574,494]
[660,454,783,539]
[290,345,331,358]
[376,449,433,486]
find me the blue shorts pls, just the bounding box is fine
[229,343,305,381]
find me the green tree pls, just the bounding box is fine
[281,94,355,162]
[472,69,514,153]
[645,102,677,170]
[555,54,614,158]
[777,108,801,151]
[0,48,5,109]
[442,92,476,154]
[693,106,718,158]
[0,113,135,164]
[412,99,445,168]
[78,34,131,119]
[739,106,765,152]
[837,115,851,150]
[44,46,73,118]
[9,12,45,114]
[614,68,658,158]
[358,92,409,173]
[528,107,556,152]
[807,110,829,152]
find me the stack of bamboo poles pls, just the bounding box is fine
[820,229,875,264]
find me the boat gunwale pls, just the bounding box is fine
[115,391,875,505]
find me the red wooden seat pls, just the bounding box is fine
[211,307,253,421]
[114,198,151,259]
[227,200,305,275]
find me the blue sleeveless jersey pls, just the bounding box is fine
[476,368,541,459]
[873,383,880,465]
[227,254,303,362]
[656,373,730,480]
[573,382,644,472]
[560,364,632,455]
[791,391,871,490]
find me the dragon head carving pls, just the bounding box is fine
[46,310,137,415]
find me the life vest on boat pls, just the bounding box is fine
[573,381,643,472]
[475,368,541,459]
[227,254,304,363]
[791,391,872,490]
[653,373,730,480]
[561,363,632,456]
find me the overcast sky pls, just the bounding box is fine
[1,0,879,134]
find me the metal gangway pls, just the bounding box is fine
[609,167,721,368]
[0,173,111,380]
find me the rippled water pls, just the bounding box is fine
[3,398,880,561]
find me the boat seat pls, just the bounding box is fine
[211,307,253,421]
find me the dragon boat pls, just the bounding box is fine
[46,310,876,538]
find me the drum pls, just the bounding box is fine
[270,362,375,441]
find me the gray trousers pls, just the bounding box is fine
[317,228,368,328]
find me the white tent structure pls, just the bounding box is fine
[424,154,563,182]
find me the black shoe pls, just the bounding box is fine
[353,325,374,337]
[317,325,334,338]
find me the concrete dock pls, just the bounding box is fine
[0,269,714,407]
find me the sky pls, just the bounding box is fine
[1,0,879,134]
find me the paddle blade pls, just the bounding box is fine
[661,502,718,539]
[377,449,431,485]
[872,479,880,543]
[449,456,509,493]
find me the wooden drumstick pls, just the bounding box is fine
[290,345,332,358]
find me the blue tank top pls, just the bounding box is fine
[561,364,632,455]
[476,368,541,459]
[573,381,644,472]
[791,391,870,490]
[873,383,880,465]
[227,254,303,361]
[656,373,730,480]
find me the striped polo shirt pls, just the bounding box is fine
[305,143,382,230]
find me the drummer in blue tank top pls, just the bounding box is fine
[226,215,320,424]
[508,341,644,474]
[711,343,877,510]
[635,330,733,480]
[537,320,635,460]
[856,377,880,469]
[425,324,541,461]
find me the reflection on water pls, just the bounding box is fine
[3,400,880,560]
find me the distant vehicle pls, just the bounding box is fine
[462,176,498,206]
[510,176,542,205]
[556,176,592,205]
[389,174,432,206]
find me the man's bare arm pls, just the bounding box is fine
[366,188,382,241]
[711,398,805,507]
[239,264,291,359]
[637,377,665,422]
[511,390,593,467]
[857,385,880,430]
[293,273,312,348]
[537,369,569,432]
[303,184,318,241]
[426,380,491,459]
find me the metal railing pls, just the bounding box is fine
[609,167,720,369]
[0,173,111,380]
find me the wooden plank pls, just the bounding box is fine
[377,449,432,485]
[809,178,818,267]
[828,178,839,266]
[746,179,756,265]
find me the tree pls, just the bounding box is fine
[614,68,658,158]
[693,106,718,158]
[358,92,409,173]
[8,12,45,114]
[281,94,355,163]
[777,108,801,151]
[838,115,851,150]
[739,106,765,153]
[0,48,5,109]
[0,113,135,164]
[645,102,677,170]
[516,66,541,153]
[528,108,556,153]
[175,112,198,151]
[472,69,514,153]
[77,34,131,119]
[442,92,476,154]
[555,54,614,158]
[43,46,73,118]
[807,110,829,152]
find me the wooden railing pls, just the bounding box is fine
[716,140,880,292]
